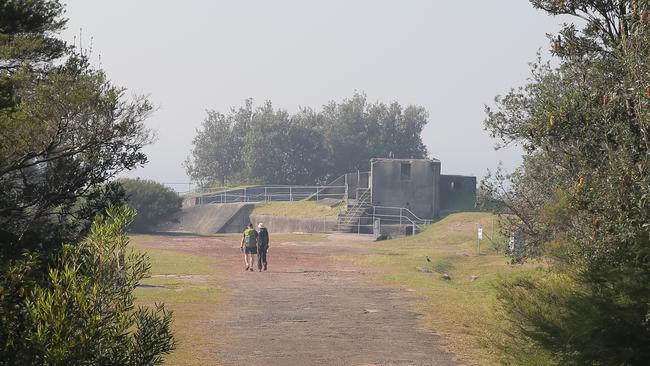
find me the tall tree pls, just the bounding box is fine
[483,1,650,364]
[242,102,328,184]
[0,0,68,109]
[0,1,174,363]
[187,94,429,186]
[186,110,244,186]
[0,0,154,257]
[322,93,428,177]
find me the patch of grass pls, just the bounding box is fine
[130,242,224,365]
[432,259,455,273]
[252,200,341,218]
[338,212,535,365]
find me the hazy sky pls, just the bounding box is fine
[61,1,564,186]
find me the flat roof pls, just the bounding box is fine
[370,157,441,163]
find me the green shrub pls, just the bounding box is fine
[0,205,175,365]
[118,179,182,232]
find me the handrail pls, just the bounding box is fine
[337,188,371,227]
[195,185,348,204]
[371,205,433,224]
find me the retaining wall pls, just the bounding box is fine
[249,214,337,233]
[161,203,255,235]
[159,202,337,235]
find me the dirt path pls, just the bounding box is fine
[139,233,459,366]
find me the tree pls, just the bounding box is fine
[0,206,175,365]
[185,100,252,186]
[483,1,650,364]
[118,179,182,232]
[1,39,153,257]
[241,101,329,185]
[186,93,429,186]
[0,1,174,363]
[0,0,68,109]
[321,92,428,177]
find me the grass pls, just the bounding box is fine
[130,237,224,366]
[252,200,343,218]
[338,212,536,365]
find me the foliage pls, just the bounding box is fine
[184,102,250,186]
[186,92,429,186]
[0,0,153,259]
[0,206,175,365]
[483,1,650,364]
[118,179,182,232]
[243,102,330,185]
[0,1,174,364]
[321,93,429,177]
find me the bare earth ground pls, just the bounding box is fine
[136,233,460,366]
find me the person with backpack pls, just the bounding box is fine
[257,223,270,272]
[240,223,258,271]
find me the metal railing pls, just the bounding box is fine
[336,204,433,235]
[336,188,371,228]
[371,205,433,226]
[195,185,347,205]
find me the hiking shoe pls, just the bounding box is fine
[263,267,267,271]
[249,268,254,272]
[245,266,249,271]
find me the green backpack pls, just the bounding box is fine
[244,228,257,248]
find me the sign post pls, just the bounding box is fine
[477,227,483,254]
[373,218,381,239]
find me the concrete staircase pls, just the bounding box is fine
[335,188,372,233]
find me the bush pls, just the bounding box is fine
[0,206,175,365]
[118,179,182,232]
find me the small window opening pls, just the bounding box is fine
[401,162,411,181]
[451,181,455,190]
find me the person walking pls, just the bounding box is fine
[241,223,258,271]
[257,223,270,272]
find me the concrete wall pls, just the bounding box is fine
[440,175,477,212]
[161,202,255,235]
[249,214,337,233]
[159,203,336,235]
[369,158,440,219]
[218,204,257,233]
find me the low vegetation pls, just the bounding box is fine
[252,200,343,218]
[1,207,175,365]
[341,212,535,364]
[131,236,224,366]
[119,179,182,232]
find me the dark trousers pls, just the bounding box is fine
[257,248,267,270]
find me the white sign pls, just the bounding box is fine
[478,227,483,240]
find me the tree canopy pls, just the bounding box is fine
[119,178,182,232]
[185,93,429,187]
[0,1,174,363]
[482,1,650,364]
[0,1,154,258]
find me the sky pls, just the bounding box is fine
[61,0,566,188]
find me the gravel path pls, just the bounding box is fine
[138,233,460,365]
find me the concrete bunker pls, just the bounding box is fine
[179,157,477,236]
